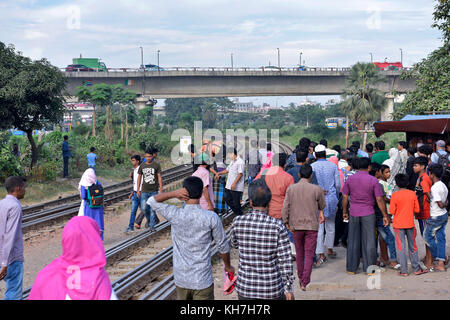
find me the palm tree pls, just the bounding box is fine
[202,103,217,128]
[341,62,388,148]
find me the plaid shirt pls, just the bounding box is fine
[230,209,294,299]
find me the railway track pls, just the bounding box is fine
[22,164,193,231]
[137,141,294,300]
[21,142,293,300]
[112,201,251,300]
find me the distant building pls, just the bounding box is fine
[153,105,166,117]
[64,99,95,128]
[234,100,254,112]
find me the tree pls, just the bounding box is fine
[75,86,95,136]
[202,103,218,128]
[88,84,113,142]
[0,42,67,168]
[395,1,450,119]
[341,62,387,148]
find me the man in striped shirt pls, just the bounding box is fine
[230,179,295,300]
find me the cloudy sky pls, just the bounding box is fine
[0,0,443,105]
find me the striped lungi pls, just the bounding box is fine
[214,174,228,214]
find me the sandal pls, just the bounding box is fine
[315,258,326,267]
[414,268,429,276]
[328,251,337,259]
[398,272,409,277]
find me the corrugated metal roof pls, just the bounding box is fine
[401,114,450,121]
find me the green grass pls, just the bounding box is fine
[0,180,78,207]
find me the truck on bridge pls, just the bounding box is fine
[67,57,107,72]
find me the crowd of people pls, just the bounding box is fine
[1,135,449,300]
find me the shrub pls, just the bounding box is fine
[73,123,90,136]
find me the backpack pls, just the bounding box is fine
[436,152,450,171]
[87,182,104,208]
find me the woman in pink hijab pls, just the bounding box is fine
[329,156,344,192]
[28,216,117,300]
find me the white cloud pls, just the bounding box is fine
[0,0,442,70]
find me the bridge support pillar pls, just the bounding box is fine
[381,94,394,121]
[135,96,150,111]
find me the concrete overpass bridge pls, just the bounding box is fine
[64,67,415,120]
[64,67,415,98]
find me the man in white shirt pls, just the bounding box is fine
[424,164,449,272]
[126,155,143,233]
[215,148,245,215]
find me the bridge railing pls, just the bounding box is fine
[60,66,414,73]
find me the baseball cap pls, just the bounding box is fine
[436,140,445,147]
[197,152,210,163]
[314,144,326,153]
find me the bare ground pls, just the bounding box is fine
[2,198,449,300]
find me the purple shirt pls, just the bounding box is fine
[342,171,384,217]
[0,195,24,267]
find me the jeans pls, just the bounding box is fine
[248,176,255,185]
[424,212,448,261]
[376,216,397,261]
[63,156,69,177]
[127,192,141,230]
[394,227,420,274]
[139,191,160,228]
[88,165,96,173]
[3,261,23,300]
[346,214,377,273]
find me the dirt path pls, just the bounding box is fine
[212,218,450,300]
[2,198,448,300]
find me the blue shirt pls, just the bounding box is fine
[87,153,98,166]
[311,159,341,218]
[431,149,449,164]
[62,141,71,157]
[357,149,369,158]
[287,164,318,184]
[148,197,230,290]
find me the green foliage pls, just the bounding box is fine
[396,45,450,118]
[432,0,450,44]
[129,128,176,157]
[0,41,68,167]
[0,132,23,182]
[395,1,450,119]
[165,97,233,127]
[305,124,346,140]
[341,62,387,124]
[41,161,59,181]
[73,123,90,136]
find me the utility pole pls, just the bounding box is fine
[231,53,233,69]
[370,52,373,63]
[277,48,280,68]
[399,48,403,66]
[157,50,160,72]
[140,46,145,96]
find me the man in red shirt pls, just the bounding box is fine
[255,153,295,254]
[413,156,433,269]
[255,153,294,220]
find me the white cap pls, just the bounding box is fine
[314,144,326,153]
